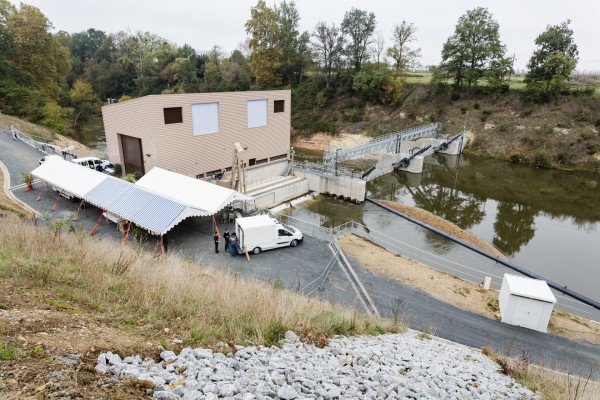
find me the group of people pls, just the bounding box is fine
[213,228,240,256]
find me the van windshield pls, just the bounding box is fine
[282,224,295,233]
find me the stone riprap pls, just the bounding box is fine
[96,330,535,399]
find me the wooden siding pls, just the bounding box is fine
[101,90,291,177]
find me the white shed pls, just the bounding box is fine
[498,274,557,332]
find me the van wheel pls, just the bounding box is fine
[252,247,261,255]
[290,239,298,247]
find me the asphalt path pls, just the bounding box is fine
[1,131,598,379]
[1,130,45,188]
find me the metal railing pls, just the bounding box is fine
[302,242,341,296]
[323,123,440,163]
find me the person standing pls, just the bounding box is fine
[213,231,220,253]
[230,233,238,257]
[223,229,230,253]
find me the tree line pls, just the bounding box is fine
[0,0,581,135]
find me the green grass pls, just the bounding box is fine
[0,214,404,349]
[0,342,24,361]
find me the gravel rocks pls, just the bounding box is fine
[96,330,535,399]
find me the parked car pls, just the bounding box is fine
[71,157,115,174]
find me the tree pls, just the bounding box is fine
[524,20,578,100]
[341,8,376,72]
[311,22,345,88]
[4,3,71,96]
[245,0,283,87]
[386,21,421,73]
[276,1,307,86]
[70,79,99,128]
[438,7,509,93]
[372,31,385,66]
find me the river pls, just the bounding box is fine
[288,149,600,306]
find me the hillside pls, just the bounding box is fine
[292,85,600,173]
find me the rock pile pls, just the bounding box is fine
[96,330,535,399]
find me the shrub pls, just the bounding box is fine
[473,103,480,110]
[532,150,551,168]
[509,154,525,164]
[498,123,509,133]
[556,152,573,165]
[460,106,468,114]
[113,163,122,177]
[450,92,460,101]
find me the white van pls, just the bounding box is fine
[235,215,303,255]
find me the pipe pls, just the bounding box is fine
[366,198,600,311]
[361,166,376,179]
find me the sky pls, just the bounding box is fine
[10,0,600,72]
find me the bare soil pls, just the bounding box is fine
[292,132,372,152]
[0,284,157,399]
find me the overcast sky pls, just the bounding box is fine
[11,0,600,71]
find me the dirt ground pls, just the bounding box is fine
[339,234,600,345]
[292,132,372,151]
[0,284,160,399]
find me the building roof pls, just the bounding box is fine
[503,274,557,303]
[135,167,254,214]
[31,157,247,235]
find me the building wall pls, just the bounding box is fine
[102,90,291,177]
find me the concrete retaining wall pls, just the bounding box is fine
[245,160,289,187]
[253,178,309,209]
[295,170,366,202]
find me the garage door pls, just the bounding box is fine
[120,134,145,175]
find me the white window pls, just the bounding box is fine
[247,99,267,128]
[192,103,219,135]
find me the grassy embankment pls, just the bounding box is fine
[293,75,600,173]
[0,112,56,142]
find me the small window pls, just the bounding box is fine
[270,153,288,162]
[274,100,284,113]
[249,158,256,166]
[256,158,268,165]
[164,107,183,124]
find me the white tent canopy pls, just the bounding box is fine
[32,155,108,198]
[135,167,254,214]
[30,158,250,235]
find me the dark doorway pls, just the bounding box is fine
[120,134,145,175]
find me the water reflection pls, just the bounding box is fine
[492,202,536,256]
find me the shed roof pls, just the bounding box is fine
[135,167,254,214]
[504,274,557,303]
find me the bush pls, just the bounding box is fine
[460,106,468,114]
[450,92,460,101]
[509,154,526,164]
[473,103,480,110]
[556,152,573,165]
[113,163,122,177]
[532,150,551,168]
[498,123,510,133]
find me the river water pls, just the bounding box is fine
[288,149,600,307]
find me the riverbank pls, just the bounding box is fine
[339,233,600,345]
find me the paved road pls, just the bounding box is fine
[1,130,45,187]
[1,133,598,379]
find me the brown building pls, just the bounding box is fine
[101,90,291,178]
